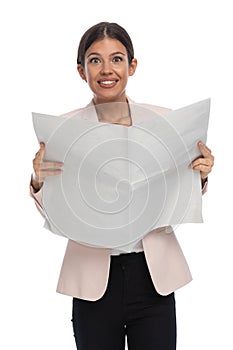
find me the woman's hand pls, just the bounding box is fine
[190,141,214,180]
[31,142,63,191]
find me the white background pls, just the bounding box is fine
[0,0,232,349]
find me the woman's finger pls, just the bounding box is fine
[39,161,64,170]
[198,141,214,159]
[191,163,213,173]
[191,157,214,169]
[39,168,63,179]
[35,142,45,161]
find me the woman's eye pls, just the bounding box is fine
[90,57,101,64]
[112,56,123,63]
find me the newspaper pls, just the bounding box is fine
[32,99,210,248]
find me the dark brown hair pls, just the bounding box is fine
[77,22,134,66]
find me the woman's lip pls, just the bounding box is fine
[98,80,118,88]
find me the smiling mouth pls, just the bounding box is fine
[98,80,118,88]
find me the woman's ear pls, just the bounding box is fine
[77,64,87,81]
[129,58,137,76]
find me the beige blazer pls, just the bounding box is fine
[30,98,208,301]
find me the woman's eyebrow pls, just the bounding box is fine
[87,51,126,58]
[87,52,101,58]
[110,51,126,56]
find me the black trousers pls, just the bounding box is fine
[72,251,176,350]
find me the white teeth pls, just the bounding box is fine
[100,80,116,85]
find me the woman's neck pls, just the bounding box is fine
[94,99,131,124]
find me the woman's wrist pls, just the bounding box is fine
[201,176,208,188]
[31,171,43,191]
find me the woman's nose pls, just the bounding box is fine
[100,61,113,75]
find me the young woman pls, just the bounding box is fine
[30,22,214,350]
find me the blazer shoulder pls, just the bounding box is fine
[59,101,94,119]
[59,106,85,118]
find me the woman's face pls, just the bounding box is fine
[78,37,137,104]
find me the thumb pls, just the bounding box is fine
[198,141,211,158]
[39,142,45,160]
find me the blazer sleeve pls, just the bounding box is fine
[201,177,208,195]
[29,175,46,219]
[29,175,68,237]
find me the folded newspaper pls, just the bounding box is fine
[32,99,210,248]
